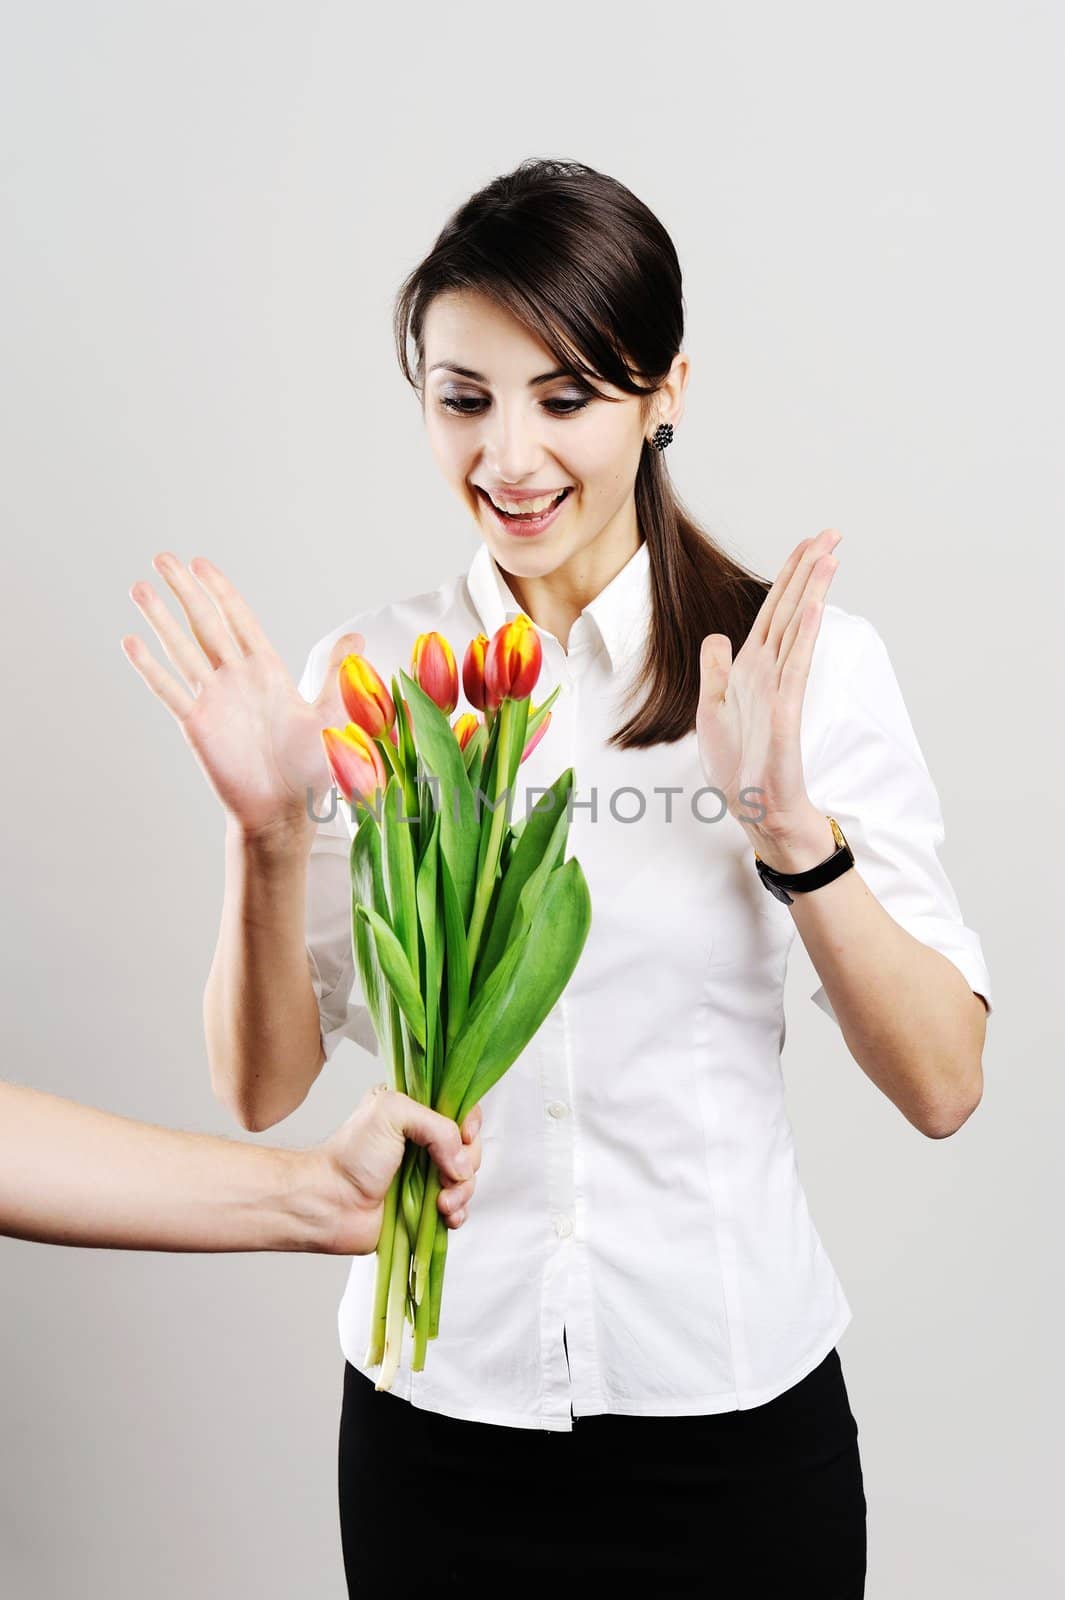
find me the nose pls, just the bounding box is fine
[480,398,548,485]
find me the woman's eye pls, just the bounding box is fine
[545,398,591,415]
[438,397,486,415]
[438,396,591,418]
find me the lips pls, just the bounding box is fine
[476,485,573,537]
[479,486,570,511]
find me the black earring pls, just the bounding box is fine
[651,422,674,451]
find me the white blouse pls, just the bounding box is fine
[297,537,993,1432]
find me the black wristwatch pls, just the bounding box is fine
[753,816,854,905]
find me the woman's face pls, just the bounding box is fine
[421,289,660,586]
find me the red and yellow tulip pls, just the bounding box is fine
[484,615,542,711]
[462,633,489,711]
[452,711,481,752]
[411,631,459,715]
[321,722,388,806]
[339,654,395,738]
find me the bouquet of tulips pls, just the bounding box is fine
[319,614,592,1391]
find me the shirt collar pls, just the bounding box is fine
[464,538,652,673]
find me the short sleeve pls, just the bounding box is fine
[804,618,993,1024]
[298,640,381,1062]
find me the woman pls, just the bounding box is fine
[124,158,992,1595]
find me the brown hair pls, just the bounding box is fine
[392,156,772,750]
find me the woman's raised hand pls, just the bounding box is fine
[122,553,362,841]
[695,528,842,839]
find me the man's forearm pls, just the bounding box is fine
[0,1083,360,1252]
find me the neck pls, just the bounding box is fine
[496,502,642,655]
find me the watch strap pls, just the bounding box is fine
[754,816,854,905]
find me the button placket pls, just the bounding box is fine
[553,651,608,1417]
[535,629,586,1424]
[537,1000,576,1427]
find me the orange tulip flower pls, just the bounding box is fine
[321,723,388,806]
[411,631,459,714]
[452,712,481,752]
[484,615,542,712]
[339,655,395,738]
[462,633,489,711]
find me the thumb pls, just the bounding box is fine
[698,633,732,709]
[392,1094,473,1182]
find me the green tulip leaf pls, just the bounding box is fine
[392,676,417,774]
[399,670,480,930]
[523,682,561,745]
[382,772,419,973]
[416,811,443,1101]
[438,856,591,1124]
[355,903,426,1050]
[438,845,470,1051]
[350,816,389,1053]
[473,769,574,992]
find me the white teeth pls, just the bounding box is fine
[488,489,567,516]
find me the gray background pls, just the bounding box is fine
[2,2,1061,1595]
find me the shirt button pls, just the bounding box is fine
[556,1216,574,1239]
[547,1101,569,1119]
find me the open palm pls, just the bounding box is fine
[696,529,842,836]
[122,553,363,838]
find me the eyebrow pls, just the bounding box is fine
[428,362,577,387]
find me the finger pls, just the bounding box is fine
[751,530,839,653]
[778,555,839,698]
[150,552,243,670]
[438,1176,476,1216]
[187,557,275,657]
[126,578,213,696]
[460,1105,483,1142]
[777,547,840,673]
[764,530,842,659]
[391,1095,473,1182]
[120,632,197,721]
[749,537,814,648]
[698,634,732,711]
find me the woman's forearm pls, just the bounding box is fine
[0,1083,354,1252]
[750,808,988,1138]
[203,816,326,1132]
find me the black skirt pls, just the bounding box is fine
[338,1345,867,1597]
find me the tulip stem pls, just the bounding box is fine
[411,1156,444,1310]
[429,1214,448,1339]
[412,1260,433,1368]
[412,1199,450,1366]
[376,1202,411,1392]
[365,1164,400,1367]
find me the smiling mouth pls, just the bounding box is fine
[476,486,573,521]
